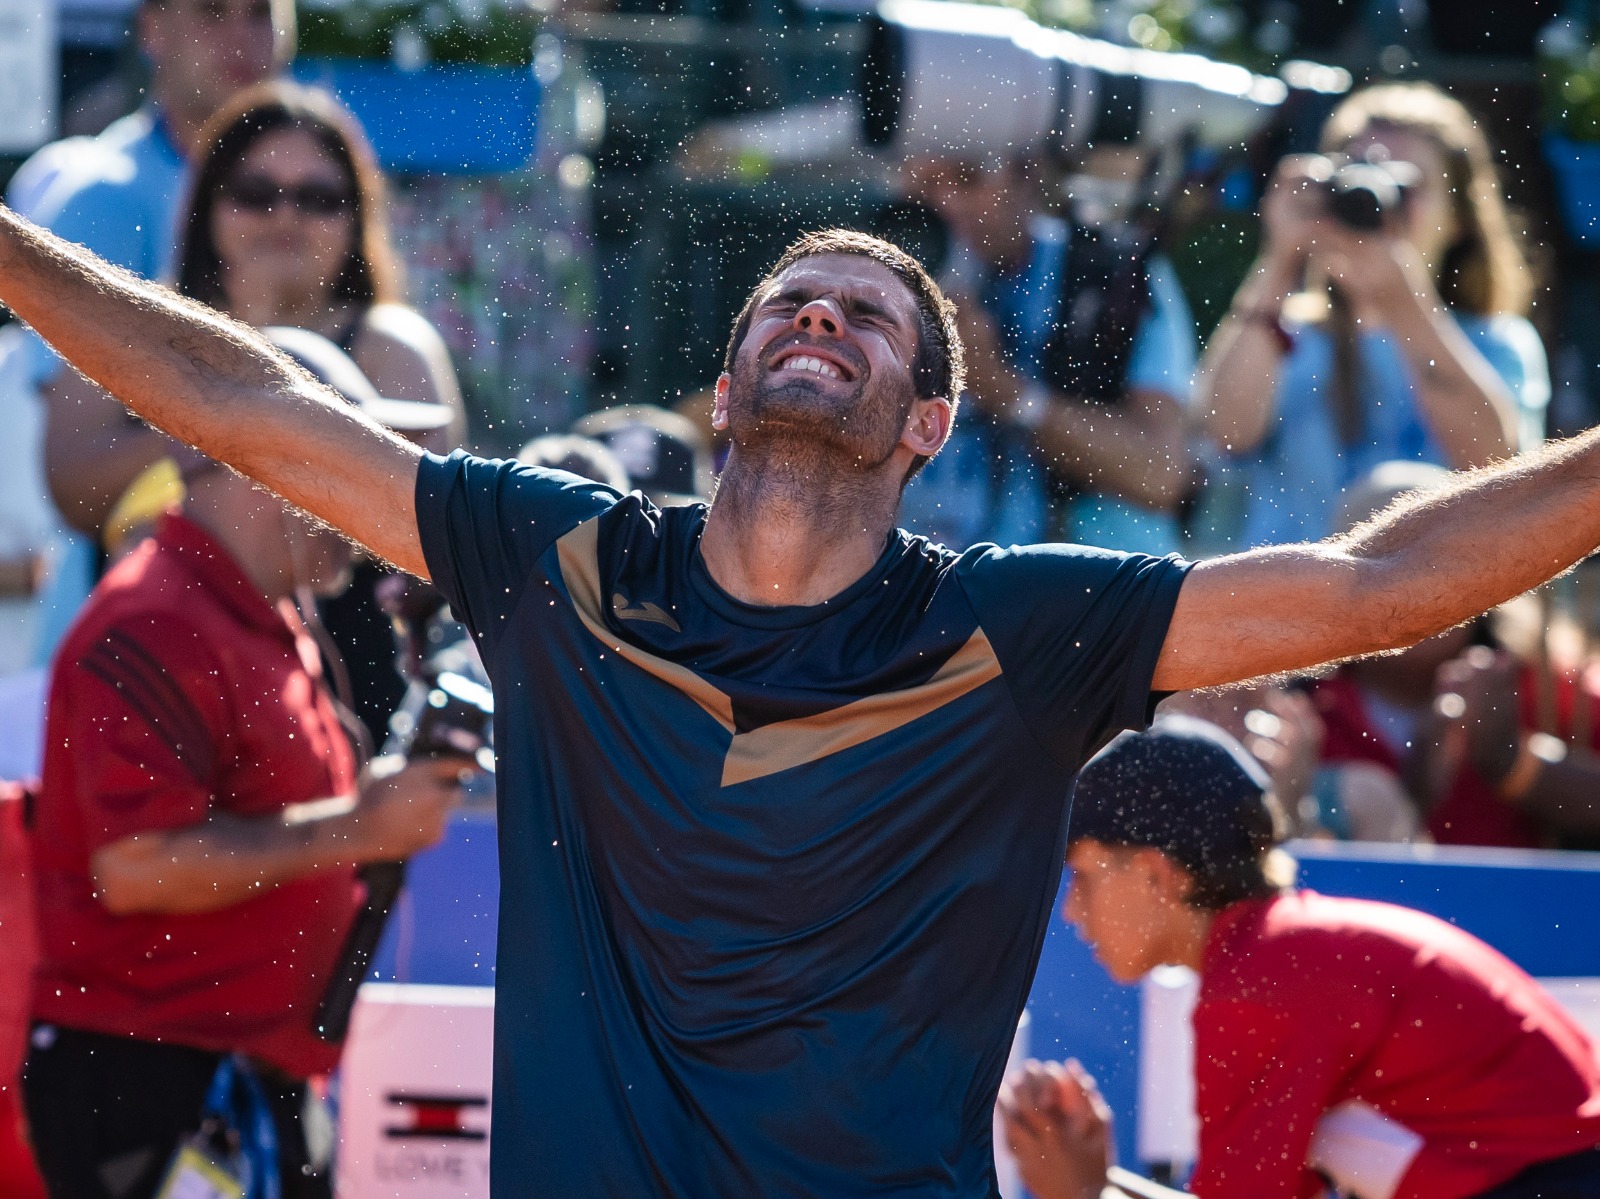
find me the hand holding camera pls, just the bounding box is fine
[998,1058,1114,1199]
[348,754,469,863]
[1259,150,1440,325]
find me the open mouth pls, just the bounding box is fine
[769,345,858,383]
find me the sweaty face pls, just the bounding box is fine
[725,254,923,471]
[1062,840,1187,984]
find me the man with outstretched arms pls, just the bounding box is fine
[0,203,1592,1197]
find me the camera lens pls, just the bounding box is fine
[1324,161,1406,232]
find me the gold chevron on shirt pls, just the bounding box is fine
[719,628,1000,786]
[554,517,1003,787]
[556,517,734,732]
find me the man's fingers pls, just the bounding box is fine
[1062,1058,1114,1130]
[1000,1062,1068,1140]
[1009,1060,1066,1115]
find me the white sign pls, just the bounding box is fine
[338,984,495,1199]
[0,0,57,155]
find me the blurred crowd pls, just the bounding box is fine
[3,0,1600,1194]
[1,0,1598,850]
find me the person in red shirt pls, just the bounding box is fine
[1306,461,1600,851]
[22,331,469,1199]
[1001,718,1600,1199]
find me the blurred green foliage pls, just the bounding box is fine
[1540,20,1600,140]
[295,0,540,67]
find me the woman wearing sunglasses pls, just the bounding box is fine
[175,81,470,747]
[175,80,464,445]
[43,81,465,569]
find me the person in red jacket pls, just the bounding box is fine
[1001,717,1600,1199]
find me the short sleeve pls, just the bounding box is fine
[956,544,1190,765]
[415,450,623,659]
[1124,255,1198,403]
[52,618,231,850]
[32,176,157,276]
[1466,315,1551,451]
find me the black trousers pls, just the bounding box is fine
[21,1025,332,1199]
[1476,1148,1600,1199]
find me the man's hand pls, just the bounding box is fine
[949,294,1023,418]
[1240,689,1325,820]
[1434,646,1524,785]
[1153,428,1600,693]
[346,755,469,861]
[998,1058,1114,1199]
[92,757,471,916]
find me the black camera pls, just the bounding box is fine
[388,670,495,773]
[313,579,492,1043]
[1307,153,1420,232]
[377,574,494,770]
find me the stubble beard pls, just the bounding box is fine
[716,352,915,530]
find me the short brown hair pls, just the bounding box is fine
[722,228,965,407]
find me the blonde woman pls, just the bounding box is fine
[1195,82,1547,547]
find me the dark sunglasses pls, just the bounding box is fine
[222,176,354,217]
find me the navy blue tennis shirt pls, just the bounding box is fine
[415,450,1191,1197]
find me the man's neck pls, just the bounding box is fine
[150,91,209,160]
[183,485,295,604]
[699,448,902,608]
[1168,907,1217,973]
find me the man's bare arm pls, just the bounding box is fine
[0,205,429,576]
[1153,430,1600,692]
[91,757,465,915]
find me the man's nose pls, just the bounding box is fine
[794,298,844,338]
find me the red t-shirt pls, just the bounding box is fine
[32,515,360,1078]
[1191,892,1600,1199]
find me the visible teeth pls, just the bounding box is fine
[778,355,842,380]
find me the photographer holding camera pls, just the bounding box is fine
[900,149,1198,554]
[22,332,468,1199]
[1196,82,1548,548]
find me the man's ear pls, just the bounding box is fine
[712,373,732,432]
[904,395,952,460]
[1134,848,1196,909]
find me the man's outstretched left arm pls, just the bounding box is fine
[0,205,429,577]
[1153,432,1600,692]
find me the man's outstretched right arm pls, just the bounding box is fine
[0,205,430,578]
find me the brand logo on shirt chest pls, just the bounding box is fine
[611,592,681,633]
